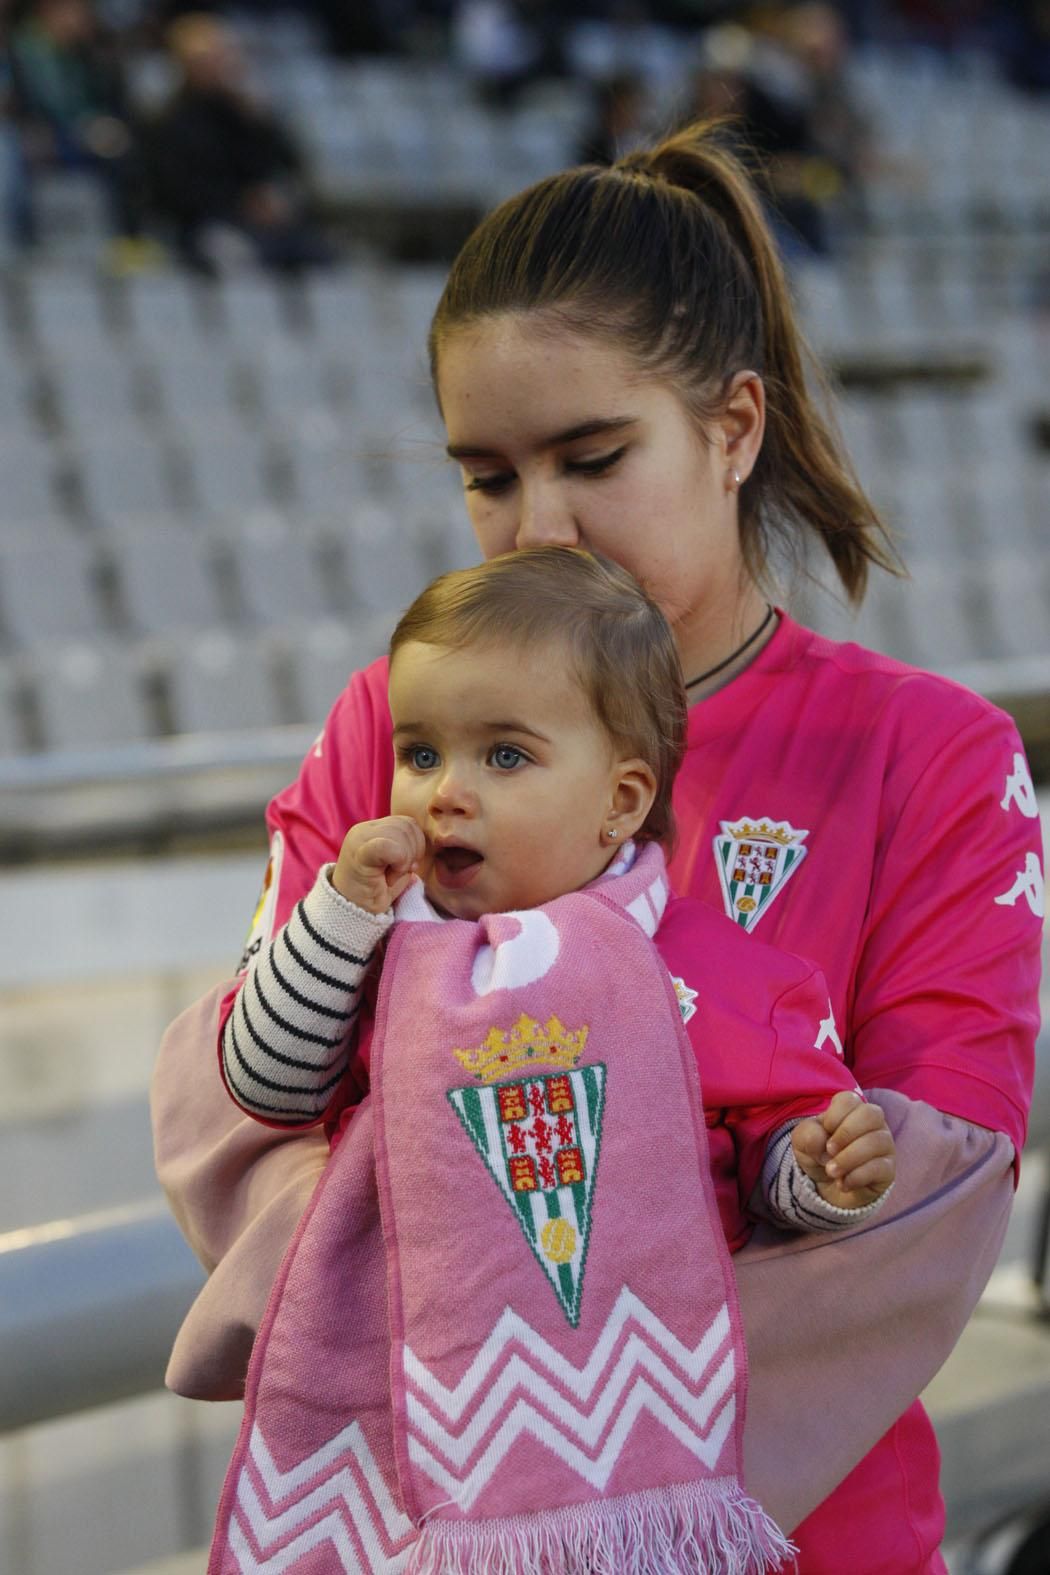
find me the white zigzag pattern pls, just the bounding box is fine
[407,1337,734,1466]
[409,1381,735,1510]
[405,1288,729,1418]
[404,1291,735,1510]
[228,1421,414,1574]
[228,1499,411,1574]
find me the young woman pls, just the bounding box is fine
[153,122,1042,1572]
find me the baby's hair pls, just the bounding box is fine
[389,547,687,848]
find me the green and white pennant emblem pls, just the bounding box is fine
[447,1064,606,1327]
[713,817,809,933]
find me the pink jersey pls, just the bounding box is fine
[235,611,1042,1573]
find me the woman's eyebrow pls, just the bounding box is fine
[446,416,636,461]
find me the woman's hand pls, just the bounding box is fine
[330,816,427,914]
[791,1091,896,1210]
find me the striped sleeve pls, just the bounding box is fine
[760,1120,892,1233]
[221,864,393,1126]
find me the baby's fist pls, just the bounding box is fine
[792,1090,896,1210]
[331,816,426,914]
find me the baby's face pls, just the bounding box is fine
[388,640,621,920]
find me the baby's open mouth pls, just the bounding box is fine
[433,846,484,888]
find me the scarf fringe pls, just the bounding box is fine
[406,1480,796,1575]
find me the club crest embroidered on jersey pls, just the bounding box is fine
[238,831,284,972]
[671,976,698,1024]
[448,1064,606,1327]
[713,817,809,933]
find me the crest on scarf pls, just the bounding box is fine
[448,1064,606,1327]
[713,817,809,933]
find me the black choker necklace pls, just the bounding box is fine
[684,604,775,690]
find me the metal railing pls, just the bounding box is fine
[0,1200,203,1433]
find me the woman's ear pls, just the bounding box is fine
[604,759,658,843]
[720,370,765,484]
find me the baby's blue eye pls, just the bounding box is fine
[491,745,525,770]
[411,746,438,770]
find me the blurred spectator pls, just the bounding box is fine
[157,0,399,60]
[453,0,567,107]
[771,5,872,213]
[3,0,147,255]
[1005,0,1050,94]
[688,14,869,258]
[576,71,647,165]
[144,12,335,274]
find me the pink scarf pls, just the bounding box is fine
[208,843,794,1573]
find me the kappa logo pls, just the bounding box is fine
[448,1064,606,1327]
[814,998,844,1057]
[1001,752,1038,819]
[995,851,1045,919]
[713,817,809,933]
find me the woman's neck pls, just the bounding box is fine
[677,585,778,703]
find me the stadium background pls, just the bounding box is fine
[0,3,1048,1571]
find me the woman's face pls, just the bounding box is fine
[436,314,760,676]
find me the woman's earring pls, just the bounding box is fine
[728,468,742,492]
[606,827,619,841]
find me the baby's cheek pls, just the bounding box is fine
[389,776,414,818]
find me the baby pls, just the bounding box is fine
[221,546,895,1245]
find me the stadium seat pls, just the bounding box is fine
[0,535,107,651]
[181,427,284,519]
[0,660,24,755]
[0,435,66,523]
[49,352,153,440]
[75,434,182,523]
[305,274,392,354]
[24,272,111,358]
[149,349,249,432]
[164,631,286,734]
[284,432,371,520]
[341,503,431,612]
[123,276,213,350]
[245,342,335,432]
[217,278,296,345]
[288,615,392,724]
[0,362,46,448]
[111,530,228,636]
[229,525,337,627]
[978,551,1050,664]
[29,641,152,749]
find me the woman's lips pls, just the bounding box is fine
[433,847,484,890]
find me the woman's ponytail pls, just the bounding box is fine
[634,124,898,602]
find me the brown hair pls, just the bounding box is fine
[429,119,897,604]
[390,547,687,848]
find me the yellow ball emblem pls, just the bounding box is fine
[736,896,757,913]
[541,1218,577,1265]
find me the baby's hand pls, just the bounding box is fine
[791,1090,896,1211]
[330,816,427,914]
